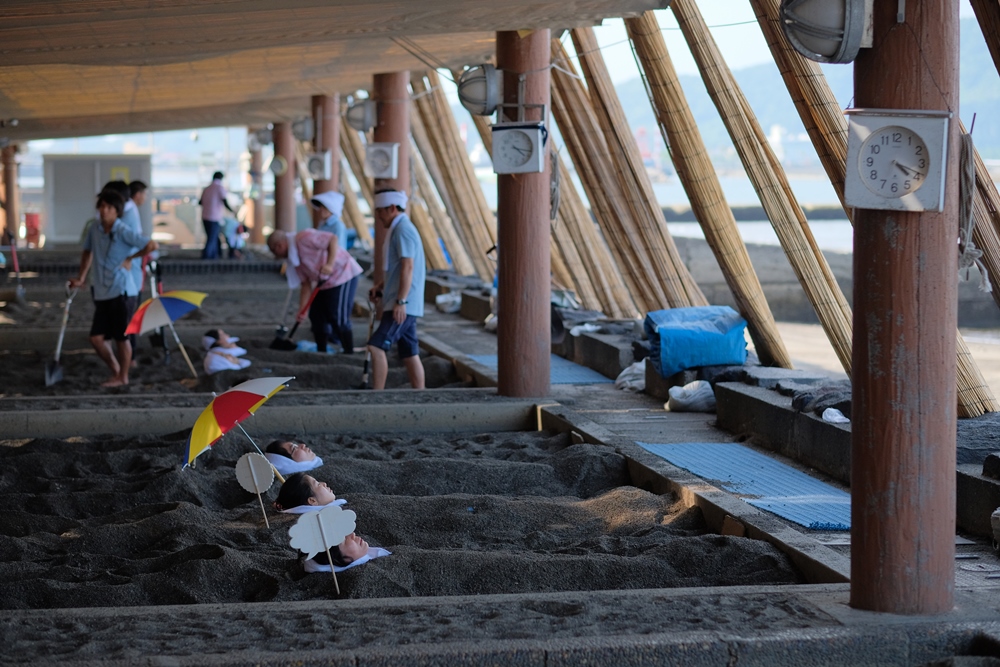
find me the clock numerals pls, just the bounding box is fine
[858,125,929,199]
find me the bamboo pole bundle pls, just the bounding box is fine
[625,11,791,369]
[340,123,374,210]
[971,0,1000,77]
[572,27,707,309]
[551,39,663,313]
[671,0,854,374]
[460,107,610,314]
[407,191,450,271]
[339,167,373,248]
[410,136,477,276]
[971,125,1000,316]
[752,0,997,415]
[410,109,461,237]
[410,73,495,279]
[293,141,313,203]
[552,152,637,318]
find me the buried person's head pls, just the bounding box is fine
[266,440,316,463]
[273,472,335,510]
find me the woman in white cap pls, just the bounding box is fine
[311,191,346,248]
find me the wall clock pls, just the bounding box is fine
[844,109,951,212]
[365,142,399,179]
[492,122,546,175]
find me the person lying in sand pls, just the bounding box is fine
[274,472,390,573]
[264,440,324,476]
[202,329,246,356]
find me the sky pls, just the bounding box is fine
[587,0,980,84]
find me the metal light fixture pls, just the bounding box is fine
[345,99,376,132]
[457,64,501,117]
[292,117,314,142]
[780,0,866,64]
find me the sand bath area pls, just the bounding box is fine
[3,250,1000,665]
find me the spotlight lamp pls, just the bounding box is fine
[345,99,376,132]
[779,0,867,64]
[457,64,502,117]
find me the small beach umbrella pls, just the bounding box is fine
[126,290,208,379]
[186,376,294,472]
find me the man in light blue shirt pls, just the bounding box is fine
[70,190,157,387]
[366,189,426,390]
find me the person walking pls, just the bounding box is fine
[199,171,234,259]
[69,190,157,387]
[366,189,425,390]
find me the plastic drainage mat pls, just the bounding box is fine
[637,442,851,531]
[466,354,613,384]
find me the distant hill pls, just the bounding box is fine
[616,17,1000,166]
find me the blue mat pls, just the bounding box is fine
[466,354,613,384]
[637,442,850,531]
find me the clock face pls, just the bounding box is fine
[496,129,534,167]
[858,125,930,198]
[370,149,390,172]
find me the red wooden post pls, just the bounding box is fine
[851,0,958,613]
[311,93,341,226]
[272,121,296,233]
[496,29,551,397]
[372,72,410,289]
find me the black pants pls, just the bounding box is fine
[309,276,359,353]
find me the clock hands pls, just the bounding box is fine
[891,160,925,179]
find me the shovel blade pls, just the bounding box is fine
[269,337,298,351]
[44,360,63,387]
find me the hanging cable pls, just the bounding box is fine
[958,128,991,293]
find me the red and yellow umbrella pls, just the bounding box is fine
[186,376,294,466]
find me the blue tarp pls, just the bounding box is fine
[644,306,747,378]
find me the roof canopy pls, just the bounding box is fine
[0,0,664,141]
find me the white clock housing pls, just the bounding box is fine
[365,142,399,179]
[306,150,332,180]
[492,122,546,175]
[844,109,951,212]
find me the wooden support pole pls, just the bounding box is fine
[246,131,265,244]
[971,0,1000,77]
[496,29,550,398]
[850,0,957,615]
[272,122,296,233]
[311,93,341,227]
[2,146,18,242]
[626,12,791,369]
[571,27,707,309]
[372,71,410,289]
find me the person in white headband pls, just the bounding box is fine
[366,189,426,390]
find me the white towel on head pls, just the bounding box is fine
[373,190,407,210]
[311,191,345,217]
[203,351,251,375]
[265,452,324,476]
[280,499,347,514]
[303,547,392,574]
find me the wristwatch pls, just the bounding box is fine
[396,299,408,305]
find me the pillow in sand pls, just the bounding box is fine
[303,547,392,574]
[202,334,242,351]
[265,452,325,476]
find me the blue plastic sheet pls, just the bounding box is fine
[644,306,747,378]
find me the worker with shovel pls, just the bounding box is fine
[69,190,157,387]
[267,228,362,354]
